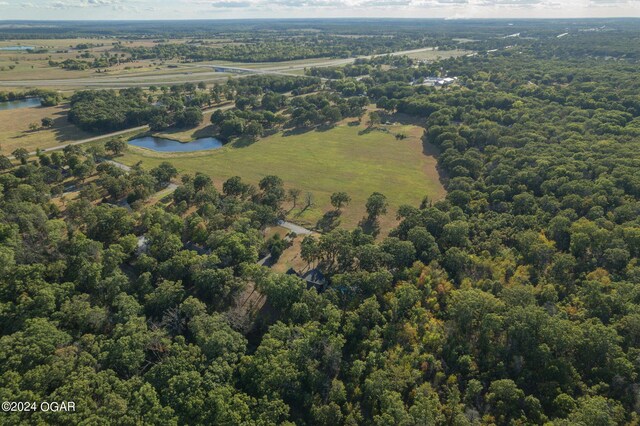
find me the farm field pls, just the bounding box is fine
[0,103,92,154]
[0,44,468,89]
[404,48,471,61]
[0,36,235,87]
[0,38,117,80]
[116,119,445,234]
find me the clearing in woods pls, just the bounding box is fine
[116,117,446,234]
[0,104,92,154]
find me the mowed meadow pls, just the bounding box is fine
[0,103,92,154]
[118,119,445,233]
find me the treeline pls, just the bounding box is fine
[307,63,374,79]
[211,91,367,141]
[210,106,284,141]
[68,86,208,133]
[288,93,367,128]
[68,89,154,132]
[306,55,416,79]
[121,35,429,63]
[65,76,322,134]
[49,51,131,71]
[209,74,329,141]
[228,75,321,97]
[0,89,62,106]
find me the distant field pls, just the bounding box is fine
[116,119,445,233]
[0,103,92,154]
[404,48,470,61]
[0,38,117,80]
[0,40,471,90]
[0,38,112,49]
[0,37,232,87]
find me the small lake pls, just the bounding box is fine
[0,97,42,111]
[0,46,35,51]
[128,136,224,152]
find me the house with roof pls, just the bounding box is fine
[286,267,328,292]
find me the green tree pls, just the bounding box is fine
[11,147,29,164]
[330,191,351,211]
[105,138,127,156]
[366,192,388,220]
[41,117,55,128]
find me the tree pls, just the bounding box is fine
[266,234,288,261]
[151,162,178,187]
[41,117,54,128]
[219,117,246,140]
[0,155,12,170]
[441,220,470,248]
[28,122,39,131]
[223,176,251,198]
[305,191,314,209]
[330,192,351,211]
[72,159,95,182]
[256,273,305,313]
[105,138,127,156]
[486,379,526,424]
[12,147,29,165]
[194,267,239,306]
[144,279,185,318]
[245,121,264,141]
[288,188,301,208]
[369,111,382,127]
[301,236,320,265]
[365,192,387,220]
[85,144,106,161]
[175,107,203,128]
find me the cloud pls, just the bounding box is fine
[8,0,640,17]
[209,0,253,7]
[18,0,123,8]
[197,0,634,9]
[359,0,413,6]
[589,0,636,4]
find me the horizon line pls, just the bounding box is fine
[1,17,640,22]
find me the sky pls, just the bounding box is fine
[0,0,639,20]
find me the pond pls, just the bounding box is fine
[128,136,224,152]
[0,97,42,111]
[0,46,35,51]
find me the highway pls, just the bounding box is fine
[0,47,443,89]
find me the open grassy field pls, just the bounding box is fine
[0,103,93,154]
[0,37,232,88]
[404,48,471,61]
[153,109,218,142]
[0,38,117,80]
[116,118,445,234]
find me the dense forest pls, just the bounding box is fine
[67,85,215,133]
[2,22,640,425]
